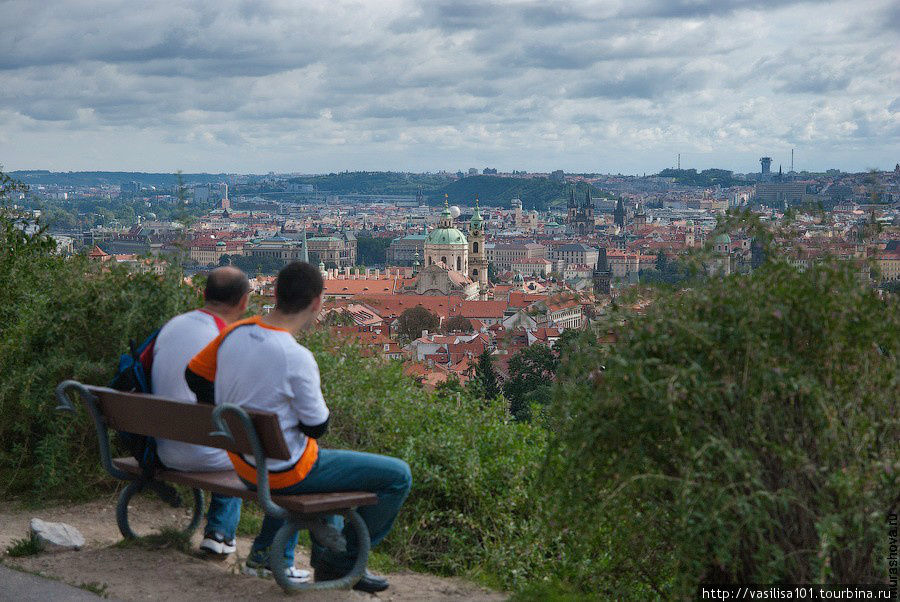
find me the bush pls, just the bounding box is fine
[544,259,900,598]
[0,217,199,500]
[305,331,550,590]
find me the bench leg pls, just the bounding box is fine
[269,509,371,593]
[116,481,205,540]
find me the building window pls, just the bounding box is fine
[473,242,479,253]
[473,269,478,276]
[442,256,447,265]
[456,256,461,271]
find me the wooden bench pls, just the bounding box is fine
[55,380,377,593]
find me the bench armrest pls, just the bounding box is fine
[55,380,136,482]
[210,404,289,520]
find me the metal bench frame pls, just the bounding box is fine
[55,379,372,593]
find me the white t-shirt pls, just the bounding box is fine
[152,309,233,471]
[215,324,330,471]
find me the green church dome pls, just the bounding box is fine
[425,227,467,245]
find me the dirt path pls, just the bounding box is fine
[0,495,505,601]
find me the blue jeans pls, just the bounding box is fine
[205,493,241,539]
[248,449,412,571]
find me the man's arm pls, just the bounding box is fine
[185,365,215,405]
[185,335,221,405]
[288,346,331,439]
[299,415,329,439]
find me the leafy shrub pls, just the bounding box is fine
[544,259,900,598]
[0,217,199,500]
[306,331,550,590]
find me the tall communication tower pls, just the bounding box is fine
[791,149,794,173]
[677,153,681,170]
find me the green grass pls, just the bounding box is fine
[5,533,43,557]
[78,582,109,598]
[114,527,192,554]
[236,501,264,536]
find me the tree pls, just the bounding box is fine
[396,306,440,342]
[471,347,501,400]
[442,315,473,333]
[503,344,558,421]
[434,373,466,397]
[546,258,900,596]
[655,250,668,272]
[356,235,392,266]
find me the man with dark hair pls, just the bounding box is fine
[187,262,411,592]
[151,266,277,565]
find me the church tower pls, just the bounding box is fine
[593,247,611,295]
[469,198,488,295]
[614,198,625,228]
[567,186,577,223]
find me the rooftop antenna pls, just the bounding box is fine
[791,149,794,173]
[677,153,681,170]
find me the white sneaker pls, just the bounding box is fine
[200,531,237,555]
[243,559,311,584]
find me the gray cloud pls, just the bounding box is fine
[0,0,897,173]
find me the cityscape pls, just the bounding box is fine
[1,0,897,599]
[6,161,899,387]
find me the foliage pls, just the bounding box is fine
[220,253,283,275]
[470,348,502,400]
[434,373,467,397]
[115,526,193,553]
[356,234,392,266]
[78,582,110,598]
[0,173,200,499]
[658,168,742,188]
[432,176,612,210]
[544,259,900,597]
[639,250,692,287]
[442,315,473,333]
[5,533,44,557]
[305,331,550,591]
[285,171,451,196]
[503,344,558,421]
[395,306,440,342]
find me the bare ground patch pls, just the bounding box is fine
[1,495,505,601]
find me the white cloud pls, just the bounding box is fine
[0,0,897,173]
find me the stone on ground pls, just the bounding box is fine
[29,518,85,551]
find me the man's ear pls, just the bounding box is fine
[311,292,324,315]
[238,291,250,314]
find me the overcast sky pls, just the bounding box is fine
[1,0,898,175]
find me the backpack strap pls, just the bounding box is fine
[198,309,228,333]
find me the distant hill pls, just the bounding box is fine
[430,175,615,210]
[286,171,452,196]
[9,171,232,188]
[657,168,744,188]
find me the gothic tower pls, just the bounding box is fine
[583,188,594,221]
[592,247,611,295]
[614,198,625,228]
[567,186,577,223]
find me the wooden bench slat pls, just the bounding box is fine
[85,385,292,461]
[112,458,378,514]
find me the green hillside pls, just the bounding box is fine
[430,175,614,210]
[10,170,231,188]
[286,171,452,195]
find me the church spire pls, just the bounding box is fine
[301,223,309,263]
